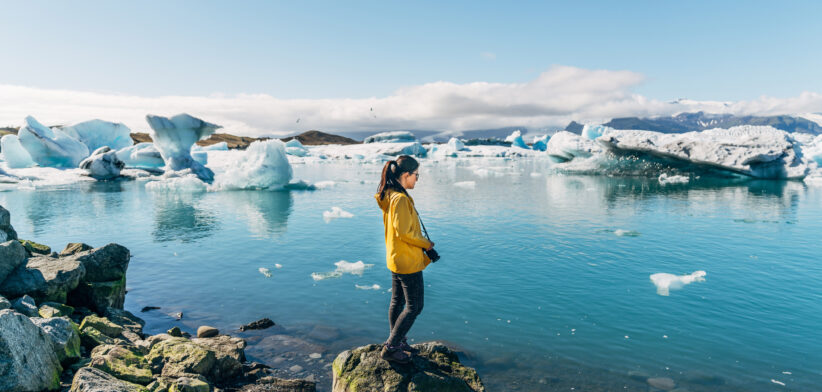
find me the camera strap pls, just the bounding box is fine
[412,205,432,242]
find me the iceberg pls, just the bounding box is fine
[1,134,36,168]
[364,131,417,144]
[79,146,125,180]
[210,139,293,190]
[18,116,89,168]
[61,119,133,151]
[284,139,309,157]
[144,170,208,192]
[805,135,822,166]
[650,271,706,296]
[192,142,229,152]
[145,113,220,182]
[531,135,550,151]
[545,131,603,162]
[505,130,529,149]
[430,137,468,158]
[116,143,165,170]
[581,124,609,140]
[323,206,354,223]
[658,173,690,185]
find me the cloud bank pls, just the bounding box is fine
[1,66,820,138]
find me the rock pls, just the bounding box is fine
[61,242,93,257]
[70,367,146,392]
[0,255,86,303]
[240,318,275,331]
[31,316,82,364]
[197,325,219,338]
[171,376,210,392]
[0,295,9,310]
[19,238,51,255]
[647,377,676,390]
[241,377,316,392]
[80,325,118,349]
[80,315,125,337]
[192,335,246,382]
[80,146,126,180]
[0,205,18,241]
[90,344,153,385]
[141,306,161,312]
[11,294,38,316]
[168,326,184,337]
[0,240,26,283]
[146,337,216,379]
[0,309,62,391]
[71,243,131,282]
[68,276,126,313]
[105,307,146,334]
[332,342,485,392]
[289,365,304,373]
[38,301,75,318]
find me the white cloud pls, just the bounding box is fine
[1,66,820,137]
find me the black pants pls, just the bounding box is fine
[386,271,424,346]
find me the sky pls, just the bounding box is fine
[1,0,821,137]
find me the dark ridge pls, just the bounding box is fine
[564,121,584,134]
[0,127,18,137]
[603,112,822,134]
[281,130,360,145]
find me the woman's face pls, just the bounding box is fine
[400,169,420,190]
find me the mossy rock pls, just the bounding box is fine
[90,344,154,385]
[146,337,216,379]
[61,242,93,257]
[80,315,124,337]
[68,276,126,314]
[19,239,51,255]
[80,325,117,349]
[38,302,75,318]
[169,377,210,392]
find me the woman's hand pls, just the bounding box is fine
[427,242,435,251]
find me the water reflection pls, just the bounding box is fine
[220,190,293,239]
[151,192,218,243]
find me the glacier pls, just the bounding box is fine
[61,119,133,152]
[145,113,220,182]
[79,146,125,180]
[18,116,89,168]
[0,135,36,168]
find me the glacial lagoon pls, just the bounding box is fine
[3,158,820,391]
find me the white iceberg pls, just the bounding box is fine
[284,139,309,157]
[546,131,603,161]
[364,131,417,143]
[61,119,133,152]
[531,135,550,151]
[209,139,293,190]
[323,206,354,223]
[581,124,609,140]
[116,143,165,170]
[0,134,36,168]
[658,173,690,185]
[505,130,529,149]
[145,113,220,182]
[192,142,228,151]
[79,146,125,180]
[144,170,208,192]
[650,271,706,296]
[430,137,468,158]
[18,116,89,168]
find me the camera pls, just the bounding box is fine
[425,248,440,263]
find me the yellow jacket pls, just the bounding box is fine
[376,190,433,274]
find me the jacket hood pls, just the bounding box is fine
[375,190,410,212]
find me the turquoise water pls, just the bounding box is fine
[3,159,821,391]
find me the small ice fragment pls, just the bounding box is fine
[663,335,668,339]
[530,172,541,177]
[782,371,792,375]
[259,268,272,278]
[659,173,690,185]
[355,284,381,290]
[650,271,707,296]
[309,353,322,359]
[771,379,786,386]
[614,229,640,237]
[624,335,629,339]
[311,271,343,281]
[275,264,283,269]
[453,181,476,189]
[323,206,354,223]
[312,260,374,280]
[313,180,336,189]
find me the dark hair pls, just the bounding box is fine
[377,155,419,200]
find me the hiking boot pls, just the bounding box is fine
[399,338,419,354]
[380,344,412,364]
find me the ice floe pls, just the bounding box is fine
[146,113,220,182]
[323,207,354,223]
[18,116,89,168]
[355,284,381,290]
[453,181,476,189]
[658,173,690,185]
[258,267,272,278]
[311,260,374,281]
[650,271,706,296]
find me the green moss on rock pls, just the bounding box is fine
[38,302,75,318]
[19,239,51,255]
[80,325,117,349]
[146,337,216,379]
[90,344,154,385]
[80,315,124,337]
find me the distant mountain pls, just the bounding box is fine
[572,112,822,135]
[130,132,270,149]
[281,130,359,145]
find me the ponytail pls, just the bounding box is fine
[377,155,419,200]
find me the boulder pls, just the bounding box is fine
[240,377,316,392]
[147,375,211,392]
[0,205,18,241]
[90,344,154,385]
[0,295,9,310]
[61,242,93,257]
[0,255,86,303]
[31,316,82,364]
[0,240,26,283]
[72,243,131,282]
[70,366,147,392]
[80,314,125,337]
[331,342,485,392]
[192,335,246,381]
[11,294,38,316]
[197,325,219,338]
[38,301,75,318]
[80,325,119,349]
[0,309,62,391]
[146,337,216,379]
[168,326,184,337]
[105,307,146,334]
[68,276,126,313]
[19,239,51,255]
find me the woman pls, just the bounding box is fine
[375,155,435,364]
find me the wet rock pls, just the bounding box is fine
[39,301,75,318]
[80,325,119,349]
[70,367,145,392]
[141,306,161,312]
[105,307,146,334]
[0,239,26,283]
[68,276,126,313]
[332,342,485,392]
[60,242,93,257]
[172,376,210,392]
[192,335,246,382]
[19,239,51,255]
[168,326,184,337]
[90,344,153,385]
[241,376,317,392]
[0,255,86,303]
[306,325,340,342]
[31,316,82,364]
[0,309,62,392]
[0,205,18,241]
[80,314,125,337]
[647,377,676,390]
[240,317,275,331]
[146,337,217,379]
[11,294,38,316]
[71,243,130,282]
[197,325,219,338]
[0,295,9,310]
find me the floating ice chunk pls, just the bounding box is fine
[312,260,374,281]
[284,139,310,157]
[191,151,208,165]
[313,180,336,189]
[531,135,550,151]
[61,119,133,151]
[0,134,36,168]
[364,131,417,143]
[546,131,603,161]
[804,135,822,165]
[210,140,293,190]
[431,137,468,158]
[581,124,609,140]
[192,142,228,151]
[146,113,220,182]
[355,284,381,290]
[505,130,529,149]
[311,271,342,281]
[18,116,89,168]
[658,173,690,185]
[145,170,208,192]
[275,264,283,269]
[614,229,640,237]
[116,143,165,169]
[258,267,272,278]
[79,146,125,180]
[650,271,706,296]
[453,181,476,189]
[804,174,822,186]
[530,172,542,177]
[323,207,354,223]
[770,379,786,386]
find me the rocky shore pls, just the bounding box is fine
[0,204,484,392]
